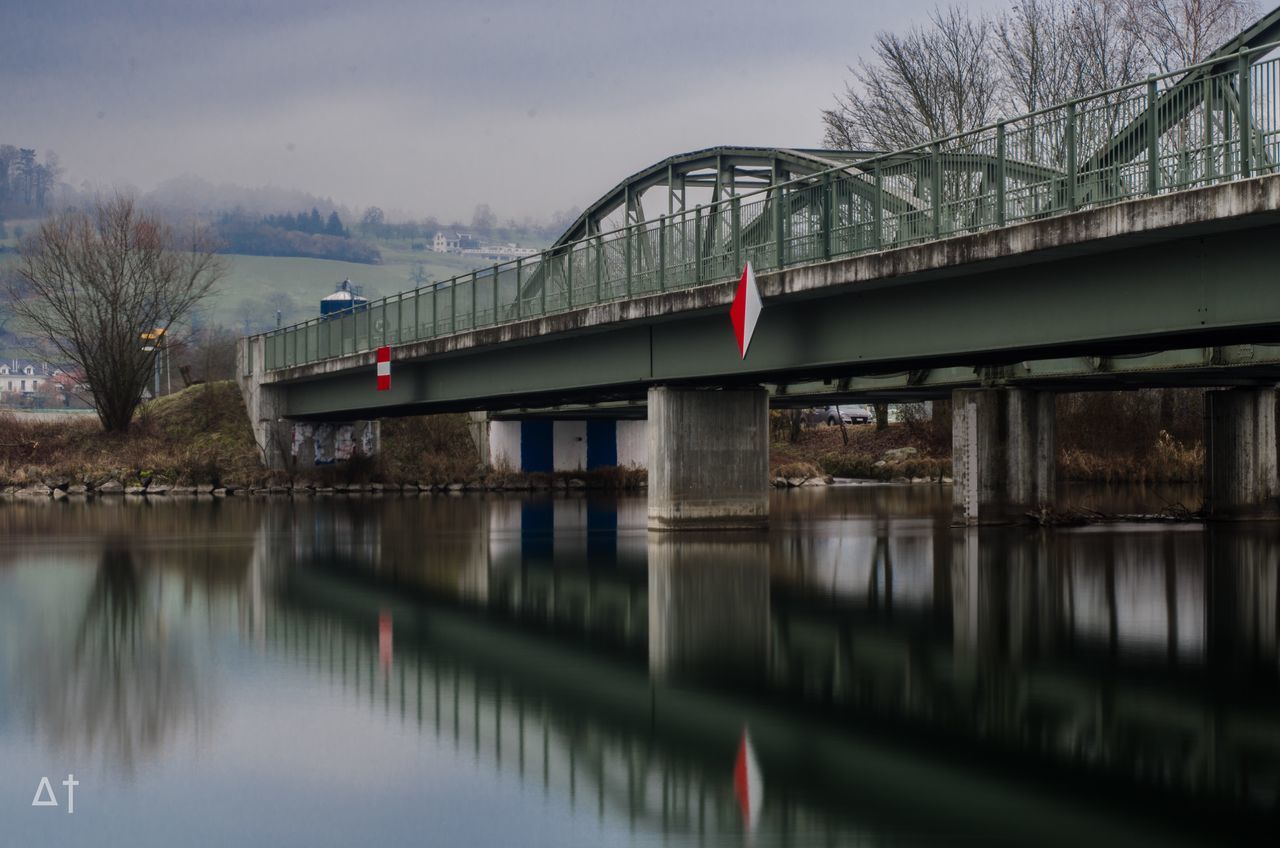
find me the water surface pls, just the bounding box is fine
[0,484,1275,846]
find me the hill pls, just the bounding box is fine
[198,251,494,331]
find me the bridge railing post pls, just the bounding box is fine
[624,224,633,297]
[366,297,373,352]
[540,258,547,315]
[996,122,1006,227]
[1239,50,1252,178]
[566,247,574,308]
[731,195,742,273]
[470,271,478,328]
[452,277,459,331]
[821,173,832,260]
[773,186,785,269]
[492,265,499,324]
[1066,101,1077,211]
[1204,76,1216,183]
[658,217,667,290]
[694,205,703,284]
[930,142,942,237]
[871,163,883,249]
[595,235,603,301]
[1147,76,1160,195]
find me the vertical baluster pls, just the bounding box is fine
[930,142,942,236]
[1066,102,1077,210]
[1147,76,1160,195]
[1239,51,1252,178]
[996,122,1006,226]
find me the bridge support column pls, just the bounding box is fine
[952,388,1055,525]
[1204,387,1278,518]
[647,386,769,531]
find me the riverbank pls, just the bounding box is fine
[0,381,647,496]
[0,382,1206,497]
[771,404,1205,486]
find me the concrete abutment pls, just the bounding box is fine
[236,337,379,471]
[647,385,769,531]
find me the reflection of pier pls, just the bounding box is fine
[774,525,1280,813]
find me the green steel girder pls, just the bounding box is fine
[1078,5,1280,195]
[552,147,880,248]
[480,344,1280,418]
[279,216,1280,420]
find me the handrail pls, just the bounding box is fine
[252,39,1280,372]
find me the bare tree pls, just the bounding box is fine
[1121,0,1259,73]
[825,0,1252,155]
[823,6,1001,151]
[6,196,226,433]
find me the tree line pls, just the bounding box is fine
[213,209,380,264]
[0,146,62,218]
[261,207,348,238]
[822,0,1259,151]
[355,203,579,244]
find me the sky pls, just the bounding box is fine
[3,0,1004,222]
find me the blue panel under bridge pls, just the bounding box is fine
[586,419,617,469]
[520,420,554,473]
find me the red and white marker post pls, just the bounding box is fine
[733,727,764,832]
[376,346,391,391]
[729,261,763,359]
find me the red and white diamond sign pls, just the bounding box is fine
[733,727,763,832]
[729,261,762,359]
[376,346,391,391]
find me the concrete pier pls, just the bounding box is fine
[1204,387,1278,518]
[647,385,769,531]
[952,388,1055,525]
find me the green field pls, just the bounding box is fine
[208,251,492,331]
[2,231,552,334]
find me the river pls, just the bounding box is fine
[0,484,1275,846]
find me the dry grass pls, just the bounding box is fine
[377,413,478,484]
[773,461,824,480]
[1060,430,1204,484]
[0,381,263,487]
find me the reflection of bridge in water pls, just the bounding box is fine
[241,493,1280,839]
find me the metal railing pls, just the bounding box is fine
[255,44,1280,372]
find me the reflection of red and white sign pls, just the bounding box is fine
[733,727,763,832]
[729,262,762,359]
[376,346,391,391]
[378,610,393,669]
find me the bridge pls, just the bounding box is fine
[238,16,1280,526]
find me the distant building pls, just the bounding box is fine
[432,232,480,253]
[320,279,368,317]
[0,359,88,408]
[0,360,49,399]
[461,243,541,262]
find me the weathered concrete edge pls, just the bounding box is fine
[262,174,1280,385]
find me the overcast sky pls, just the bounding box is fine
[4,0,1006,222]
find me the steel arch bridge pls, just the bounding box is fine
[248,8,1280,416]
